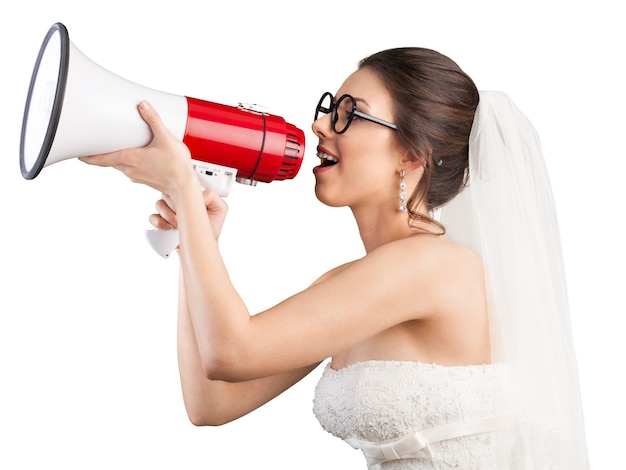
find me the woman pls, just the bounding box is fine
[81,48,589,469]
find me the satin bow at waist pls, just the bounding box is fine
[344,415,516,469]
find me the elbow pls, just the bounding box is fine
[183,395,235,427]
[187,411,213,427]
[187,410,229,427]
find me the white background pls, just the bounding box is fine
[1,1,623,468]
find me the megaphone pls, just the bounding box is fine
[20,22,306,257]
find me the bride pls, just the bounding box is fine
[81,47,589,469]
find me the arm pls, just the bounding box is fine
[80,101,451,382]
[178,230,442,382]
[177,267,319,426]
[154,192,324,426]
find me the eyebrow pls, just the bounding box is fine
[353,96,371,109]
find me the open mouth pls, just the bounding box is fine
[317,151,338,168]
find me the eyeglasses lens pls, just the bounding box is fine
[315,93,356,134]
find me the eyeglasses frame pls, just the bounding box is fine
[315,91,398,134]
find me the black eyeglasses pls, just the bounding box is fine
[314,92,398,134]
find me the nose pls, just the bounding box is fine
[312,112,333,140]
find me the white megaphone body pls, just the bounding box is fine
[20,22,306,257]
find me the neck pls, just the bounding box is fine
[351,203,434,253]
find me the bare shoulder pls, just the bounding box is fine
[369,233,482,273]
[313,234,480,287]
[304,234,484,324]
[365,234,485,316]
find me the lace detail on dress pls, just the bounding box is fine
[312,360,513,470]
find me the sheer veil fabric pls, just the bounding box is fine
[439,91,589,469]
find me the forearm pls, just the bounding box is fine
[177,276,217,424]
[177,272,241,425]
[177,269,318,425]
[172,185,251,378]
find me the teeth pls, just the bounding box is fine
[317,151,338,162]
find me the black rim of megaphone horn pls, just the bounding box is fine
[20,22,70,180]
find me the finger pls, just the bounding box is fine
[137,100,173,141]
[78,148,131,168]
[202,188,228,212]
[162,193,176,212]
[149,213,175,231]
[156,199,178,227]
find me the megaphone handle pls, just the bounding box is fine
[145,227,181,258]
[145,161,237,258]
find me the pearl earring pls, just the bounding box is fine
[398,169,408,213]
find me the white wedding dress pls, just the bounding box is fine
[313,360,515,469]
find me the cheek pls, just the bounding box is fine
[339,138,398,181]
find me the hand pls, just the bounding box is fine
[79,100,197,198]
[150,189,229,240]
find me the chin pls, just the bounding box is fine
[314,185,344,208]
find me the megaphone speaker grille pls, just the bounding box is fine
[20,22,70,179]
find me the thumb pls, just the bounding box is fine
[137,100,172,139]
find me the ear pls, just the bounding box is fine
[400,153,424,172]
[401,143,437,171]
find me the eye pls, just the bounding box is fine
[338,102,352,116]
[340,109,354,121]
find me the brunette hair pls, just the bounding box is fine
[359,47,479,233]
